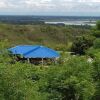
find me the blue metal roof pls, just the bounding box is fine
[9,45,60,58]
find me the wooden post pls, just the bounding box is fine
[54,58,58,64]
[27,58,30,63]
[42,58,44,66]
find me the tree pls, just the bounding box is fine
[96,21,100,30]
[87,47,100,58]
[92,58,100,100]
[71,35,95,55]
[93,30,100,38]
[40,57,95,100]
[0,62,47,100]
[93,38,100,49]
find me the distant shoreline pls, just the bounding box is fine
[45,21,96,26]
[0,16,99,25]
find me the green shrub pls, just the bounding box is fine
[40,57,95,100]
[96,21,100,30]
[93,38,100,49]
[93,30,100,38]
[71,35,95,55]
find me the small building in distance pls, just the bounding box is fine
[9,45,60,65]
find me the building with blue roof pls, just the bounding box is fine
[9,45,60,64]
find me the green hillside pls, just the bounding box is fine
[0,24,91,48]
[0,23,100,100]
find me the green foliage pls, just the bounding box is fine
[92,58,100,100]
[93,38,100,49]
[0,24,91,48]
[71,35,95,55]
[0,23,99,100]
[39,57,95,100]
[87,48,100,58]
[0,50,96,100]
[54,42,72,51]
[87,38,100,58]
[96,21,100,30]
[55,44,68,51]
[93,30,100,38]
[0,62,48,100]
[86,24,100,100]
[92,20,100,39]
[0,39,10,50]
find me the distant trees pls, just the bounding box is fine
[0,23,91,48]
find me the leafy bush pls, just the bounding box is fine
[71,35,95,55]
[93,30,100,38]
[0,52,96,100]
[93,38,100,49]
[96,21,100,30]
[0,23,98,100]
[87,48,100,58]
[39,57,95,100]
[92,58,100,100]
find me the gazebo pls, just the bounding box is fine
[9,45,60,65]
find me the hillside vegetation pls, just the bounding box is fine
[0,22,100,100]
[0,24,91,49]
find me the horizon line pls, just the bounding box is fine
[0,15,100,17]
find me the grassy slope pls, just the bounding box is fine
[0,24,91,48]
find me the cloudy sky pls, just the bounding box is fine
[0,0,100,16]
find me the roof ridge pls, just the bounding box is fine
[23,46,40,56]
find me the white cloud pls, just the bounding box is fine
[0,1,7,8]
[0,0,100,15]
[78,0,100,2]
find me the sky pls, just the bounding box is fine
[0,0,100,16]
